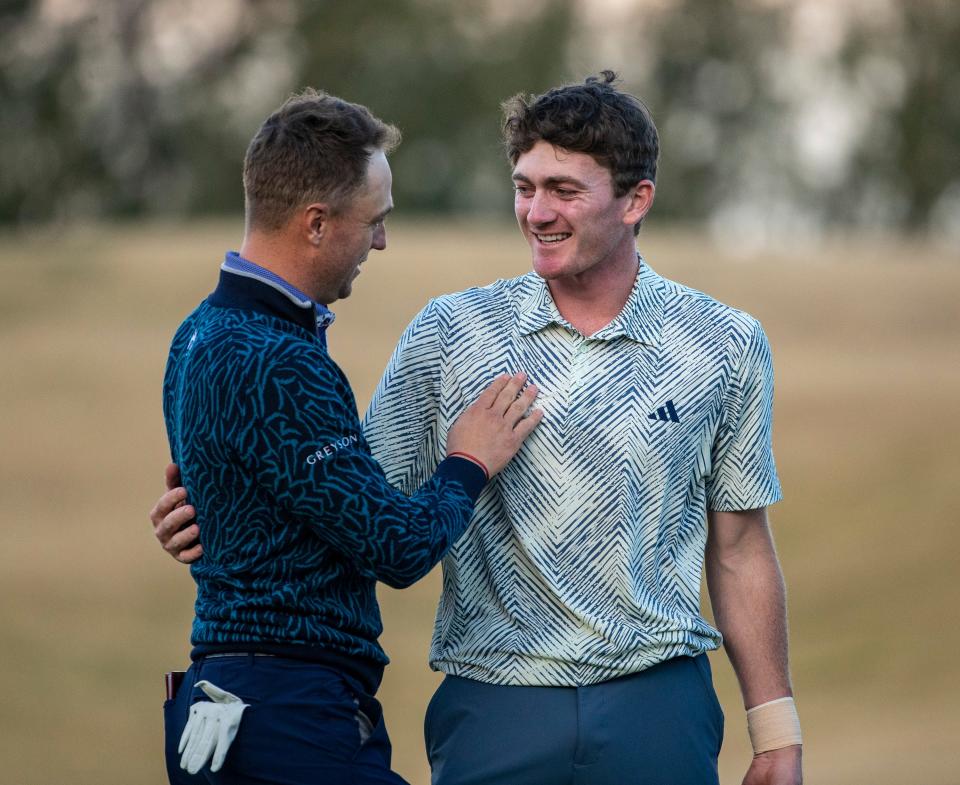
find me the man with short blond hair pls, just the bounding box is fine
[158,88,540,785]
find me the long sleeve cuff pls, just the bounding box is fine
[434,456,488,504]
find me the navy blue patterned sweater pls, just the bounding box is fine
[162,265,485,689]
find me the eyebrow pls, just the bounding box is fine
[373,205,393,222]
[511,172,590,190]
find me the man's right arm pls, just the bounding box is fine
[153,300,449,568]
[151,365,541,583]
[150,464,202,564]
[254,349,536,588]
[363,298,447,492]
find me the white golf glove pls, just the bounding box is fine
[178,679,249,774]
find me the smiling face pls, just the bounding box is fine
[316,149,393,303]
[512,141,652,283]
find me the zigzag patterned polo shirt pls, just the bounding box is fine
[364,259,782,686]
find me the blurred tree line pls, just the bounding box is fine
[1,0,957,243]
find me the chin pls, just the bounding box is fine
[529,240,575,275]
[531,254,572,280]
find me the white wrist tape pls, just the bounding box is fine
[746,696,802,754]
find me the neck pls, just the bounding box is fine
[547,247,639,337]
[238,231,324,304]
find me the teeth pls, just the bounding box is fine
[537,233,570,243]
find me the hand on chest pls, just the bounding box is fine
[440,327,727,475]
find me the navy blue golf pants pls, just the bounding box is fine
[424,655,724,785]
[164,654,408,785]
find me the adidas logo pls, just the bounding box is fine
[648,400,680,423]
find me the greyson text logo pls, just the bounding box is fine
[305,433,360,465]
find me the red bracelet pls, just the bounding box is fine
[446,451,490,481]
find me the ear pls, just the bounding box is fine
[622,180,655,227]
[302,202,332,246]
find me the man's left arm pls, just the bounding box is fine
[706,506,802,785]
[705,318,801,784]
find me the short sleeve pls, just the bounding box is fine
[363,299,445,493]
[706,318,782,511]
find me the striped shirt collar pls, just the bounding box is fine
[515,256,665,345]
[222,252,336,335]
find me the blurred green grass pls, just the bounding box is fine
[1,221,958,784]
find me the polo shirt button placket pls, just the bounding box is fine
[572,337,589,384]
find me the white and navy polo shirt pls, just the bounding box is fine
[364,259,782,686]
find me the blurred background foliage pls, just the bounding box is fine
[1,0,959,248]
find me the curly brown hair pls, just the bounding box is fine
[243,89,400,231]
[502,70,659,200]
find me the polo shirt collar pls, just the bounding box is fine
[515,275,559,336]
[516,256,665,346]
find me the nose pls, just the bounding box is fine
[526,191,556,227]
[371,222,386,251]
